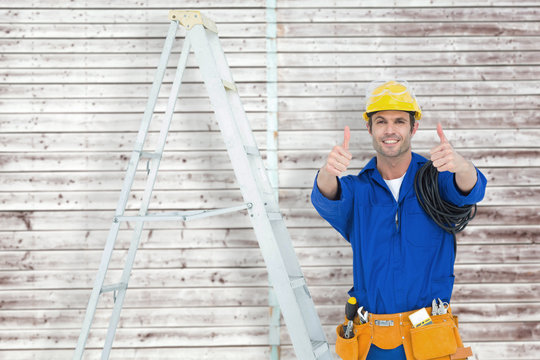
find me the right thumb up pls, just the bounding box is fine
[324,126,353,176]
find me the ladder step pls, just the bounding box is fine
[140,151,161,159]
[290,276,306,290]
[101,283,127,294]
[114,204,250,223]
[312,340,330,358]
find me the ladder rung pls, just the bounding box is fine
[101,283,127,294]
[140,151,161,159]
[290,276,306,290]
[312,340,330,358]
[114,204,251,223]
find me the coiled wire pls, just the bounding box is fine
[414,161,477,236]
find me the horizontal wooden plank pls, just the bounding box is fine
[3,81,539,99]
[1,224,537,253]
[277,110,540,130]
[1,246,537,270]
[0,97,266,113]
[276,8,540,22]
[278,96,539,112]
[0,204,538,232]
[0,52,266,68]
[0,149,538,175]
[0,284,537,313]
[0,9,267,23]
[3,0,537,7]
[1,110,538,134]
[0,68,266,84]
[277,36,540,52]
[1,302,537,330]
[4,36,540,54]
[3,66,538,85]
[0,185,538,210]
[3,343,540,360]
[277,52,540,67]
[0,0,266,8]
[277,22,540,37]
[0,23,266,39]
[277,0,540,7]
[0,321,538,350]
[1,129,537,153]
[278,66,540,82]
[0,112,267,133]
[0,38,266,53]
[0,265,537,292]
[4,52,540,69]
[0,83,267,99]
[3,167,537,193]
[282,149,540,169]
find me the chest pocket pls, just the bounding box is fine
[402,197,444,247]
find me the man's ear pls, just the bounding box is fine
[411,121,419,136]
[366,120,372,135]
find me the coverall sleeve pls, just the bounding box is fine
[437,167,487,206]
[310,171,355,241]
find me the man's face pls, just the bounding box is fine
[367,110,419,159]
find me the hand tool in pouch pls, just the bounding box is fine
[343,297,358,339]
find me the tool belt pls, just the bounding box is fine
[335,306,473,360]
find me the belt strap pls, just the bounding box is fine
[451,346,473,359]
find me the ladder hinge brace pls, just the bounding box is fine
[169,10,218,33]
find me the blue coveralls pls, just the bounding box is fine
[311,152,487,359]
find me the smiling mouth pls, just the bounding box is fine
[382,139,399,144]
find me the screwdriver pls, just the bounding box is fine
[343,297,358,339]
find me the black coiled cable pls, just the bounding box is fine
[414,161,477,236]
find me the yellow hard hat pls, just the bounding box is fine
[362,80,422,121]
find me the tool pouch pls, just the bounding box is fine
[409,316,457,360]
[335,322,372,360]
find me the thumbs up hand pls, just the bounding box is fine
[323,126,353,177]
[430,123,468,173]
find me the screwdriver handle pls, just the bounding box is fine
[345,297,358,321]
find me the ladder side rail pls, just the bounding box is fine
[100,30,192,360]
[188,24,320,360]
[205,25,330,354]
[73,19,180,360]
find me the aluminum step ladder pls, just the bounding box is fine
[73,10,332,360]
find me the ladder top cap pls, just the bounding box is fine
[169,10,218,33]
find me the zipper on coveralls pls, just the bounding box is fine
[395,206,399,230]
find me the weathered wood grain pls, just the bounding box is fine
[0,9,267,23]
[0,23,266,38]
[0,185,538,210]
[5,80,539,99]
[1,129,537,152]
[279,66,540,82]
[0,246,537,270]
[277,22,540,37]
[276,8,540,22]
[1,1,538,358]
[1,225,537,253]
[5,36,540,53]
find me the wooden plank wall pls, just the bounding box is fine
[0,1,539,359]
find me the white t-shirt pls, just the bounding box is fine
[384,173,406,201]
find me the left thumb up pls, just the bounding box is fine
[437,122,448,144]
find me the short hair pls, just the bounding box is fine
[367,111,416,133]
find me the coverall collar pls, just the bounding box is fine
[359,152,427,203]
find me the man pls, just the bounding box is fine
[311,80,487,359]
